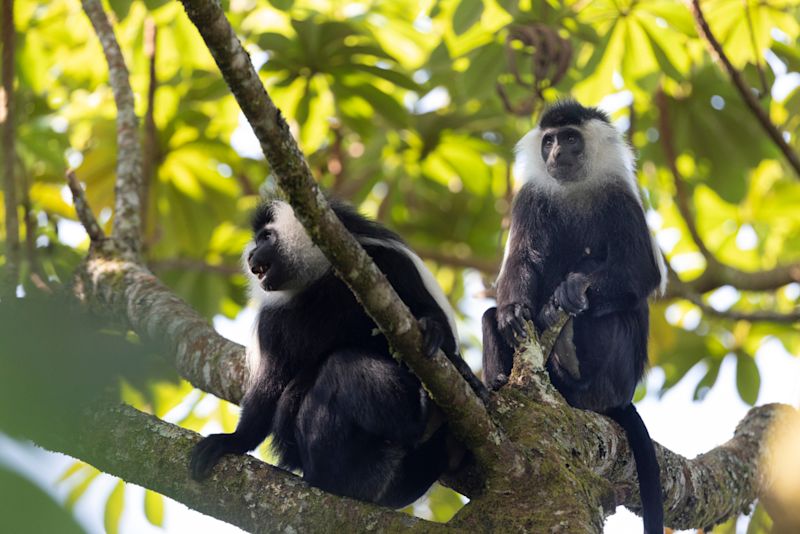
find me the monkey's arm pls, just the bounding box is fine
[190,374,282,480]
[582,192,661,316]
[369,244,488,400]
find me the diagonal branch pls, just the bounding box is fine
[689,0,800,178]
[81,0,143,257]
[177,0,519,478]
[38,403,436,534]
[66,169,105,244]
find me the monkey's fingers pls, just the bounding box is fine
[418,317,445,358]
[190,434,233,481]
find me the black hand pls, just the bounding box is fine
[190,433,243,481]
[553,272,590,316]
[497,302,532,347]
[418,317,445,358]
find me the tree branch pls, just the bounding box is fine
[689,0,800,178]
[66,169,106,244]
[81,0,143,257]
[74,256,246,405]
[177,0,518,478]
[1,0,19,295]
[141,17,158,253]
[38,404,436,534]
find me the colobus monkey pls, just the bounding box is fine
[191,198,483,508]
[482,100,667,533]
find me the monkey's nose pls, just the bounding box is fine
[250,263,266,276]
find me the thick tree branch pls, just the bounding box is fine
[1,0,19,294]
[37,404,436,534]
[177,0,518,479]
[75,256,247,405]
[81,0,143,257]
[581,403,791,529]
[689,0,800,178]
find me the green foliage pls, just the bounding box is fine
[3,0,800,528]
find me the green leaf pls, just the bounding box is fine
[108,0,133,20]
[66,471,100,510]
[267,0,294,10]
[735,351,760,406]
[453,0,484,36]
[104,481,126,534]
[144,490,165,527]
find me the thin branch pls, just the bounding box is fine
[415,246,500,274]
[141,17,158,253]
[66,169,105,243]
[689,0,800,177]
[148,258,240,276]
[81,0,143,256]
[675,282,800,324]
[40,404,436,534]
[1,0,19,294]
[178,0,519,478]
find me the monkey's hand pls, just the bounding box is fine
[497,302,532,347]
[418,317,446,358]
[190,433,243,481]
[553,272,590,316]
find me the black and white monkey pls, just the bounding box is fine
[190,198,483,507]
[482,100,667,533]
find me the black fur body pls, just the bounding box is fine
[482,100,666,533]
[191,199,479,508]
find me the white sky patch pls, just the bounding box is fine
[735,224,758,250]
[61,184,74,206]
[66,149,84,169]
[598,90,633,113]
[57,219,89,248]
[413,86,450,114]
[655,227,681,253]
[785,283,800,300]
[669,252,706,273]
[707,285,740,312]
[231,112,264,160]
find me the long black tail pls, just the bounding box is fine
[607,404,663,534]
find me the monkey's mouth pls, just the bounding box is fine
[251,263,271,286]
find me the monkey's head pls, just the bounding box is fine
[245,200,328,295]
[514,99,636,189]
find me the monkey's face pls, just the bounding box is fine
[246,200,329,293]
[247,227,287,291]
[540,126,586,182]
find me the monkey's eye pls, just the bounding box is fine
[256,229,276,245]
[542,135,554,148]
[566,134,578,144]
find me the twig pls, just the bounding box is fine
[742,0,769,97]
[141,17,158,252]
[689,0,800,177]
[65,169,105,243]
[178,0,520,478]
[1,0,19,293]
[677,283,800,324]
[82,0,143,255]
[149,258,240,276]
[415,246,500,274]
